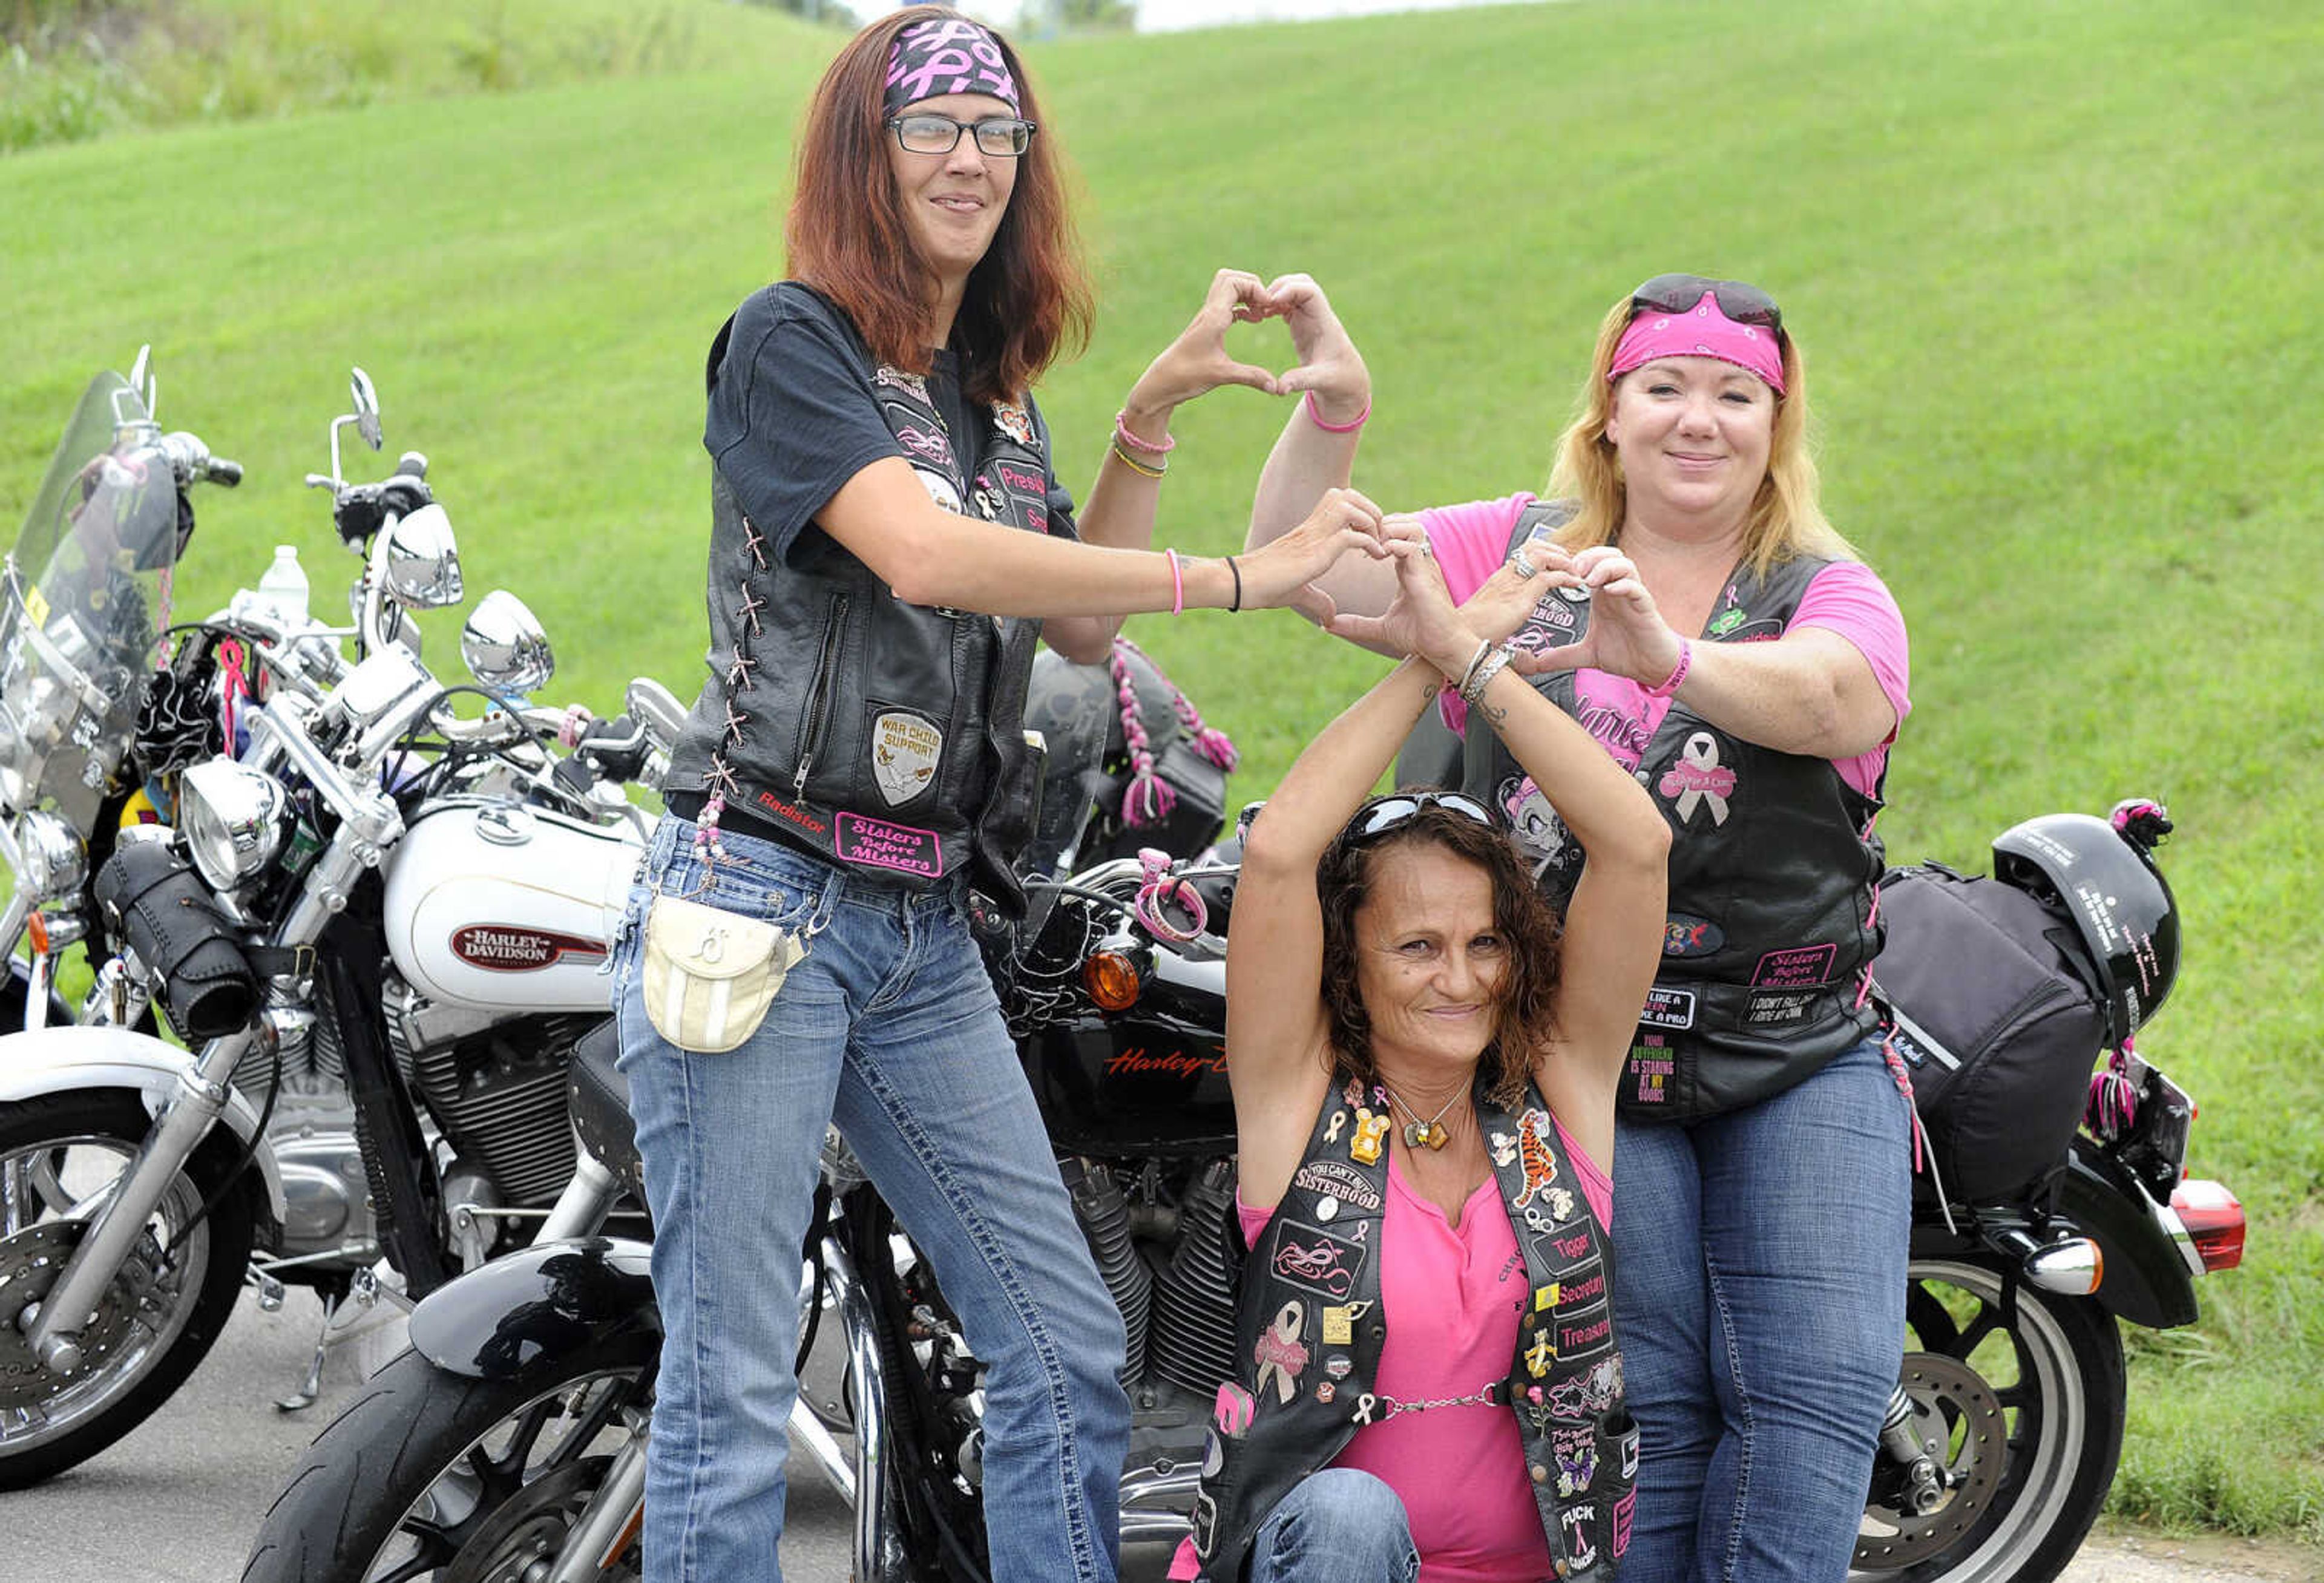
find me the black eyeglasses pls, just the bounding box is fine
[1629,274,1784,342]
[887,113,1038,157]
[1336,792,1500,849]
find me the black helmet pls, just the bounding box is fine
[1991,799,2179,1048]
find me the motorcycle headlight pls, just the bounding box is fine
[11,810,88,904]
[179,759,289,891]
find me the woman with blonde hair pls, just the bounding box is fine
[1245,274,1915,1583]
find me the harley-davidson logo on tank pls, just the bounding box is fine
[450,926,608,972]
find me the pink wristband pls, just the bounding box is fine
[1166,548,1185,615]
[1646,638,1692,698]
[1303,390,1370,433]
[1114,410,1175,456]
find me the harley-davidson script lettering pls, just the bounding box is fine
[450,926,606,972]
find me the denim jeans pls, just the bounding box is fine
[1608,1035,1911,1583]
[1246,1469,1420,1583]
[611,818,1130,1582]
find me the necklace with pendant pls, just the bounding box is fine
[1382,1083,1463,1152]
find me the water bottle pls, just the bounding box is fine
[257,545,309,626]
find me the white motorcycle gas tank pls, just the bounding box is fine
[382,798,644,1012]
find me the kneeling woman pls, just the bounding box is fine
[1181,533,1669,1583]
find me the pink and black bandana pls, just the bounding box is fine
[1609,290,1786,393]
[884,18,1020,114]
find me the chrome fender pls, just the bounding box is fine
[0,1024,288,1225]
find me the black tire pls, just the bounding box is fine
[1853,1254,2126,1583]
[0,1088,257,1489]
[243,1337,656,1582]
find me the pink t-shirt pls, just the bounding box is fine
[1167,1117,1610,1583]
[1421,493,1910,798]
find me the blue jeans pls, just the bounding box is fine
[611,818,1130,1582]
[1246,1469,1420,1583]
[1609,1036,1911,1583]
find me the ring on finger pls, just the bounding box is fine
[1506,548,1541,580]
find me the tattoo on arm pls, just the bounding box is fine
[1477,696,1508,729]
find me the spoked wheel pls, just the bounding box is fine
[1853,1255,2125,1583]
[0,1090,255,1489]
[242,1339,655,1582]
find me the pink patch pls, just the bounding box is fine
[834,813,944,877]
[1751,943,1837,988]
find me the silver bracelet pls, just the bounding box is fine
[1452,637,1492,696]
[1460,644,1515,705]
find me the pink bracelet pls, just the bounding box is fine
[1114,410,1175,456]
[1304,390,1371,433]
[1646,638,1692,698]
[1165,548,1185,615]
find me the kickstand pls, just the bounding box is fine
[275,1290,341,1413]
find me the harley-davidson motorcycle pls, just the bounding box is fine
[242,655,2245,1583]
[0,354,678,1488]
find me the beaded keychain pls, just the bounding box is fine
[1108,636,1238,828]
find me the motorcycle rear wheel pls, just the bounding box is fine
[1853,1254,2125,1583]
[0,1089,256,1489]
[241,1338,655,1583]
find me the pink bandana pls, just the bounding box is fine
[1609,290,1785,393]
[884,18,1020,114]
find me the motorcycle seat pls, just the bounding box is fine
[566,1017,644,1199]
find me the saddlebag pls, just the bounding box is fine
[93,835,260,1040]
[1870,862,2110,1202]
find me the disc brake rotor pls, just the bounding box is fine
[0,1221,154,1413]
[444,1456,636,1583]
[1854,1349,2009,1570]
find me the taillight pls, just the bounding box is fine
[2171,1179,2245,1273]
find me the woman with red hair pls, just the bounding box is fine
[611,9,1384,1579]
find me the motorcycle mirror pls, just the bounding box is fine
[126,344,154,414]
[462,589,555,695]
[350,367,384,450]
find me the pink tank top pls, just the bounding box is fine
[1168,1118,1610,1583]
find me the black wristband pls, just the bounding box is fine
[1225,554,1242,613]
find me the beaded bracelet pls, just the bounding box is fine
[1646,638,1693,698]
[1111,440,1167,479]
[1304,390,1371,433]
[1114,410,1176,456]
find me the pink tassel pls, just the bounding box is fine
[1123,771,1177,827]
[1191,725,1239,773]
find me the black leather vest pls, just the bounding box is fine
[1465,501,1887,1123]
[665,304,1052,911]
[1193,1077,1636,1582]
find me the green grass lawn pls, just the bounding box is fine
[4,0,2320,1542]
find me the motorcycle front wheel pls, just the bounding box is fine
[242,1337,655,1582]
[0,1089,257,1489]
[1853,1254,2126,1583]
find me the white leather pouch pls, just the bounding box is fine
[640,892,807,1053]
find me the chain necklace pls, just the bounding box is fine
[1380,1081,1464,1152]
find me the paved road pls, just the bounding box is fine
[7,1290,2309,1582]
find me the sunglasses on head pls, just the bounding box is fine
[1629,274,1784,341]
[1337,792,1500,849]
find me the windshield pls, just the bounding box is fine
[0,371,181,830]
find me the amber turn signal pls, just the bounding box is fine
[1084,951,1145,1012]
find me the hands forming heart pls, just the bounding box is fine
[1124,269,1371,423]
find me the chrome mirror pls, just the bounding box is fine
[350,367,383,450]
[462,590,554,695]
[380,503,464,609]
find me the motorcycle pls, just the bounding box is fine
[0,353,678,1487]
[241,660,2245,1583]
